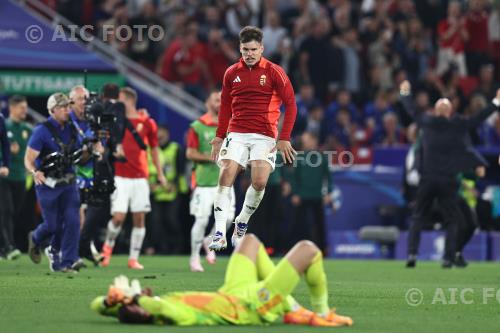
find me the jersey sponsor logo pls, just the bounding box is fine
[214,206,223,211]
[260,75,266,86]
[245,205,256,211]
[233,76,242,83]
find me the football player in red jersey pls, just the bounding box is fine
[209,26,297,251]
[101,87,166,270]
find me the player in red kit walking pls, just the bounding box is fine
[101,87,166,269]
[209,26,297,251]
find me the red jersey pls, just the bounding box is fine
[216,57,297,140]
[115,114,158,179]
[438,19,466,53]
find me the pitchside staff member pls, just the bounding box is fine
[79,83,126,264]
[0,96,31,260]
[400,81,500,268]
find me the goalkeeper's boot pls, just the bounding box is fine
[208,231,227,251]
[44,246,61,272]
[128,259,144,270]
[28,231,41,264]
[189,256,204,272]
[309,309,353,327]
[100,244,113,267]
[284,306,315,325]
[203,237,216,265]
[231,218,248,248]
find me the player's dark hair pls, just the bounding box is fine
[239,26,263,44]
[102,83,120,99]
[8,95,27,107]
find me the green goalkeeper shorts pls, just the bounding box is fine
[218,253,300,323]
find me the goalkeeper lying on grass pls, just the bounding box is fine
[91,234,353,327]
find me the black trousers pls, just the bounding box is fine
[0,178,26,252]
[457,197,477,253]
[79,201,110,259]
[408,178,465,261]
[145,199,181,254]
[290,198,327,252]
[247,185,283,252]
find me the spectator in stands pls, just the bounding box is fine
[464,0,490,76]
[293,83,321,138]
[299,18,336,101]
[337,27,362,96]
[436,1,469,77]
[326,89,359,127]
[373,112,406,147]
[327,108,356,149]
[364,90,394,131]
[464,93,489,145]
[484,112,500,146]
[473,64,500,100]
[199,5,228,41]
[225,0,259,38]
[262,10,287,59]
[489,1,500,81]
[127,1,165,70]
[160,22,212,99]
[304,105,329,146]
[205,28,239,88]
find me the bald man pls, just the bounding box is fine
[400,81,500,268]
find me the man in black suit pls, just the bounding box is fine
[400,81,500,268]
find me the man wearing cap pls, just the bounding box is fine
[25,93,101,273]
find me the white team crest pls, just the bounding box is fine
[233,76,242,83]
[136,123,143,132]
[260,75,266,86]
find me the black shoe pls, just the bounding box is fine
[441,260,453,269]
[28,231,41,264]
[406,255,417,268]
[454,253,468,268]
[71,258,87,271]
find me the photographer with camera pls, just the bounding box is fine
[79,83,126,265]
[25,93,103,273]
[100,87,166,270]
[68,85,93,228]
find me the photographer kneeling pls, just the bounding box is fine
[25,93,103,273]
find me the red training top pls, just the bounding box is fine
[216,57,297,140]
[115,114,158,179]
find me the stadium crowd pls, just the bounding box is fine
[48,0,500,151]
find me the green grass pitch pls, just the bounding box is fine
[1,256,499,333]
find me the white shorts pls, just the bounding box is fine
[189,186,236,221]
[217,132,277,170]
[111,176,151,214]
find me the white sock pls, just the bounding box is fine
[237,185,265,224]
[104,220,122,248]
[213,186,232,237]
[191,216,209,259]
[129,227,146,260]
